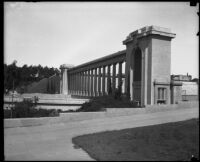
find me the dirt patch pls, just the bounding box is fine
[72,118,199,161]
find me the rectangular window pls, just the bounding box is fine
[157,88,166,104]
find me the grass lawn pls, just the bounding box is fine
[72,118,199,161]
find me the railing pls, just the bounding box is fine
[66,50,126,97]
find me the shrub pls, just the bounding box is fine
[4,109,12,118]
[76,94,138,112]
[4,100,59,118]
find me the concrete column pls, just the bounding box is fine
[70,74,73,94]
[154,82,156,104]
[144,48,148,105]
[68,74,71,94]
[77,73,80,95]
[60,73,63,94]
[130,51,134,101]
[107,65,111,95]
[78,72,81,96]
[71,74,73,95]
[141,50,145,106]
[84,71,87,96]
[73,73,76,95]
[77,72,80,96]
[112,63,116,94]
[81,72,84,96]
[60,64,74,95]
[80,72,83,96]
[118,61,123,93]
[74,73,77,95]
[71,73,74,95]
[94,68,97,96]
[82,72,85,96]
[87,70,91,96]
[75,73,78,95]
[102,66,106,95]
[98,67,102,96]
[90,69,94,97]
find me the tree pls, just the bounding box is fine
[4,61,61,93]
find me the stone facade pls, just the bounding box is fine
[171,74,199,102]
[60,26,196,106]
[123,26,175,106]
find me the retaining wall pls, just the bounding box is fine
[4,101,198,128]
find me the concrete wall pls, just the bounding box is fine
[151,36,171,83]
[181,82,198,95]
[4,101,198,128]
[27,78,48,93]
[152,36,171,82]
[26,75,60,94]
[173,85,182,104]
[47,75,60,94]
[182,95,199,101]
[151,36,172,104]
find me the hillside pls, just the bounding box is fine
[4,60,60,94]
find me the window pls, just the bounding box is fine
[157,88,166,104]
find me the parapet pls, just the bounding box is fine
[60,64,74,69]
[123,25,176,44]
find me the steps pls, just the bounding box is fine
[4,93,90,111]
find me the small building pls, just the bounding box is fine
[171,73,192,82]
[171,74,199,102]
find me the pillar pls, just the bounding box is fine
[82,72,85,96]
[60,64,74,95]
[68,74,71,94]
[60,73,63,94]
[98,67,102,96]
[112,63,116,94]
[76,73,79,95]
[107,65,111,94]
[87,69,91,96]
[102,66,106,95]
[91,69,94,96]
[70,74,73,94]
[80,72,83,96]
[84,71,87,96]
[118,61,123,93]
[72,73,75,95]
[71,73,73,95]
[94,68,97,96]
[75,73,77,95]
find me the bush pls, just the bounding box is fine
[4,100,59,118]
[4,109,12,118]
[76,94,138,112]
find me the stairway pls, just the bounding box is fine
[4,93,90,111]
[4,93,90,104]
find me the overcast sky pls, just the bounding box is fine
[4,2,199,78]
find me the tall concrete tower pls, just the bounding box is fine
[123,26,176,106]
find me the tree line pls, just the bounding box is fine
[4,60,60,93]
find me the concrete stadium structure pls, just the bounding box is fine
[60,25,190,106]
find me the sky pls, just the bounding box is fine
[4,2,199,78]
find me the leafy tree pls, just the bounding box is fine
[4,61,60,93]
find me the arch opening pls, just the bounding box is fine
[131,47,142,105]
